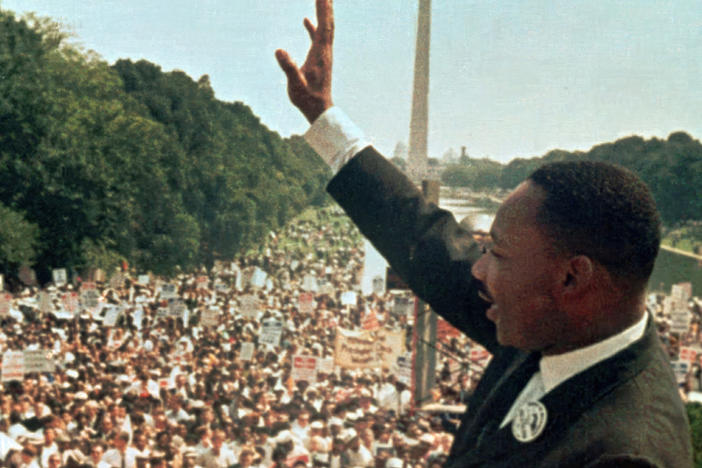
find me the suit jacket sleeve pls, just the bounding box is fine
[327,146,500,352]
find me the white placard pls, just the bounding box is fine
[670,359,690,384]
[159,283,178,300]
[670,309,691,334]
[23,349,55,374]
[62,292,79,315]
[1,351,24,382]
[168,300,187,318]
[302,274,318,292]
[201,307,219,328]
[341,291,357,306]
[38,292,52,315]
[81,287,100,311]
[259,319,284,347]
[317,357,335,375]
[137,275,150,285]
[103,306,121,327]
[240,295,259,319]
[394,352,413,386]
[292,355,318,384]
[0,293,12,318]
[240,342,255,362]
[52,268,67,286]
[250,268,267,289]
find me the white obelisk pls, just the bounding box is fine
[407,0,431,180]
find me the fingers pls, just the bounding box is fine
[275,49,306,91]
[304,18,316,41]
[315,0,334,44]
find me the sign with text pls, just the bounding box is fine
[292,355,318,384]
[137,275,150,285]
[159,283,178,300]
[259,319,284,347]
[341,291,357,306]
[239,295,260,319]
[298,292,315,315]
[334,328,405,369]
[103,306,121,327]
[201,307,219,328]
[0,293,12,318]
[62,292,79,315]
[80,283,100,311]
[23,349,55,374]
[52,268,67,286]
[1,351,24,382]
[240,342,255,362]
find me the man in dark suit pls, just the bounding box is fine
[275,1,693,466]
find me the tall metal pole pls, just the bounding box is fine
[408,0,431,180]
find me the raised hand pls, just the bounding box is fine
[275,0,334,123]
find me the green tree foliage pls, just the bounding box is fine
[0,9,328,281]
[686,403,702,467]
[0,203,39,274]
[499,133,702,225]
[441,157,502,190]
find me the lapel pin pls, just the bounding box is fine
[511,401,548,443]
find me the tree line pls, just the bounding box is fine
[0,10,329,284]
[442,133,702,227]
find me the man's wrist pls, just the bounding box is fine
[304,107,370,174]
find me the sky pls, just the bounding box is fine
[2,0,701,163]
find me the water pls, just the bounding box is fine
[440,195,702,295]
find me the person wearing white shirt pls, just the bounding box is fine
[274,1,692,466]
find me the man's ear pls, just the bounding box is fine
[561,255,594,295]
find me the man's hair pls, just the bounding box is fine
[528,161,661,290]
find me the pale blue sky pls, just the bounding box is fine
[2,0,701,163]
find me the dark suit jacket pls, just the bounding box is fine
[326,146,693,467]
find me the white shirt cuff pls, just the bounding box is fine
[304,107,371,174]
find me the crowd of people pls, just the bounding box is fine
[0,206,698,468]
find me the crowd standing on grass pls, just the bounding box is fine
[0,206,698,468]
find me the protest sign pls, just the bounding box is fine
[19,266,37,286]
[103,306,121,327]
[680,347,699,364]
[201,307,219,328]
[672,282,692,303]
[1,351,23,382]
[196,276,209,290]
[670,359,690,384]
[670,308,691,334]
[137,275,150,285]
[159,283,178,300]
[341,291,357,306]
[394,353,413,385]
[240,342,255,362]
[38,292,52,315]
[62,292,79,315]
[239,295,260,319]
[80,283,100,311]
[317,357,335,375]
[392,296,415,319]
[168,300,187,319]
[259,319,284,347]
[292,355,318,384]
[52,268,67,286]
[298,292,315,315]
[250,267,267,289]
[23,349,55,374]
[109,271,124,289]
[302,274,318,292]
[334,328,405,369]
[0,293,12,318]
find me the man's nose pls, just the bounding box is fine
[471,252,487,281]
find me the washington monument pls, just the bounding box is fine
[407,0,431,179]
